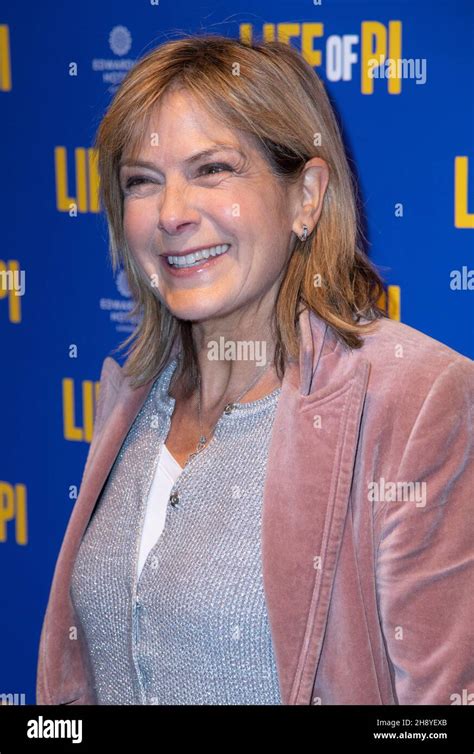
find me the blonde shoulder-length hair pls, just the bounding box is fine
[95,34,386,393]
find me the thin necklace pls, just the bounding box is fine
[186,362,272,465]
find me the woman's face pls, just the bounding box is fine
[119,88,304,325]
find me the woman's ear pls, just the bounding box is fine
[291,157,329,239]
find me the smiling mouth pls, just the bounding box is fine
[164,243,231,268]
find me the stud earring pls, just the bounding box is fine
[300,224,309,242]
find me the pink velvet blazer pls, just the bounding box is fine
[36,308,474,705]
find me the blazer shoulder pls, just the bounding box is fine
[99,355,123,388]
[360,315,473,371]
[93,355,123,436]
[353,316,474,418]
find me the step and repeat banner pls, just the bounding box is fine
[0,0,472,704]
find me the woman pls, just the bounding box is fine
[36,35,474,705]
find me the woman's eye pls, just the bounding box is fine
[124,176,151,189]
[198,163,233,176]
[122,164,234,191]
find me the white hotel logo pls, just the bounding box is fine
[91,25,135,92]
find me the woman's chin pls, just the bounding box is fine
[161,297,226,323]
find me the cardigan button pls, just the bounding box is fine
[169,492,179,507]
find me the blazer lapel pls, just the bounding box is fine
[261,308,370,704]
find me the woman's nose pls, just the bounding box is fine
[157,182,199,235]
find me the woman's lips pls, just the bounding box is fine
[159,247,231,277]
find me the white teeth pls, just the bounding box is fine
[167,243,230,267]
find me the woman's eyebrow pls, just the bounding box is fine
[119,145,245,171]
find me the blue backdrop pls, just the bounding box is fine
[1,0,472,704]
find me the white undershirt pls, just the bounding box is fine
[137,444,183,579]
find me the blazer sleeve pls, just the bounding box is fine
[375,357,474,705]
